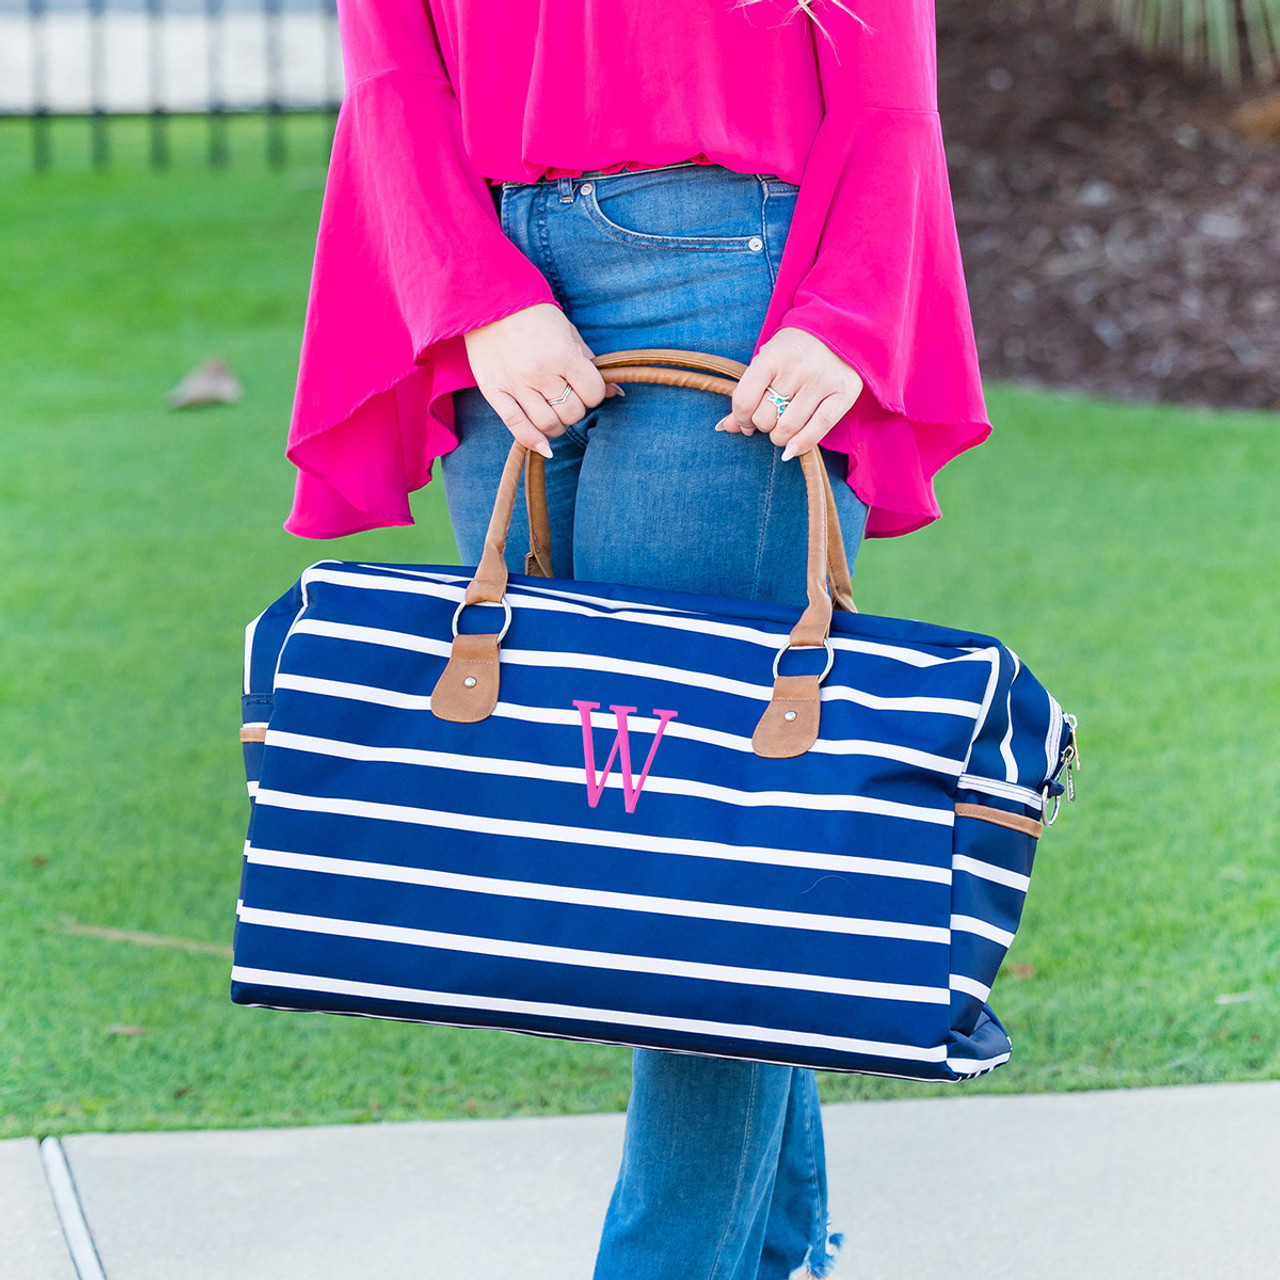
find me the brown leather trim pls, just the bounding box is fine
[786,450,834,650]
[465,445,526,606]
[599,366,740,397]
[455,355,857,752]
[752,674,822,758]
[239,725,267,744]
[523,450,554,578]
[431,632,501,723]
[817,460,857,613]
[955,802,1044,839]
[592,348,749,380]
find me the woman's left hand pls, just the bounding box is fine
[715,327,865,461]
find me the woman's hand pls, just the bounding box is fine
[715,327,865,460]
[463,302,621,458]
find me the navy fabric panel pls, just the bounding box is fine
[305,562,1011,655]
[271,685,965,813]
[243,805,952,928]
[948,987,986,1036]
[952,873,1027,938]
[229,979,962,1079]
[230,923,948,1049]
[255,748,956,879]
[950,932,1013,997]
[946,1006,1011,1072]
[245,584,307,696]
[239,863,950,989]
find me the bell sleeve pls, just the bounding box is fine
[282,0,559,538]
[759,0,992,538]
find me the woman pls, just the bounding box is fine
[283,1,990,1276]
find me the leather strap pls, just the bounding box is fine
[433,348,859,744]
[523,451,554,578]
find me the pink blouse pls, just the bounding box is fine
[284,0,991,540]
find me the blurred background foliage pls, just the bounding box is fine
[1078,0,1280,86]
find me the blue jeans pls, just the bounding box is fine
[441,162,868,1280]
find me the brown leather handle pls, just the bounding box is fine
[433,348,858,755]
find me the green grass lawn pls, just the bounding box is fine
[2,117,1277,1139]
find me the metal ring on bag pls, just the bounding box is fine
[452,597,513,644]
[1041,786,1062,826]
[772,639,835,684]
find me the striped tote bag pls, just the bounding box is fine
[233,349,1079,1081]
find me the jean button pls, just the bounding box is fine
[749,237,764,251]
[580,182,594,194]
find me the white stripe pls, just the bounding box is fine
[230,964,949,1063]
[272,672,968,772]
[246,846,951,945]
[949,973,992,1001]
[243,607,267,696]
[235,904,950,1005]
[247,780,259,798]
[290,618,985,718]
[265,730,952,825]
[951,854,1031,893]
[272,576,321,691]
[305,565,975,671]
[946,1050,1011,1074]
[950,914,1016,947]
[959,649,1003,773]
[1000,653,1020,782]
[1046,694,1064,782]
[957,774,1044,811]
[820,685,982,717]
[252,788,954,883]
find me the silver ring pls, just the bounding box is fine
[764,386,793,416]
[772,639,835,684]
[546,385,575,407]
[452,596,513,644]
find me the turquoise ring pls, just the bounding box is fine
[764,386,793,416]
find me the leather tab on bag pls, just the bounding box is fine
[752,674,821,758]
[955,802,1045,839]
[431,632,500,723]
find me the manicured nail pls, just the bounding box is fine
[607,385,626,397]
[714,422,726,431]
[537,440,553,459]
[742,426,755,436]
[781,441,798,461]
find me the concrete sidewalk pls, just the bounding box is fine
[5,1082,1278,1279]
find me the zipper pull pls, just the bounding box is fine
[1061,713,1080,803]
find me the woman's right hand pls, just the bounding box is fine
[463,302,621,458]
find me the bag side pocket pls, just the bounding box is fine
[949,793,1040,1036]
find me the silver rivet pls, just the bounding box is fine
[463,676,477,688]
[748,237,764,251]
[783,710,797,722]
[580,182,593,194]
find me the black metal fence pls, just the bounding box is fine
[1,0,342,168]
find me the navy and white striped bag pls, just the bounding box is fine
[233,350,1078,1081]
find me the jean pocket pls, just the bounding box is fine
[580,169,765,252]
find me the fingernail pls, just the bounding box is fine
[742,427,755,436]
[714,422,726,432]
[537,440,553,459]
[781,441,797,461]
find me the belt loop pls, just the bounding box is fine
[556,176,575,204]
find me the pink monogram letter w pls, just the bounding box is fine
[572,702,678,814]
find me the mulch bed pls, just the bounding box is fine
[936,0,1280,412]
